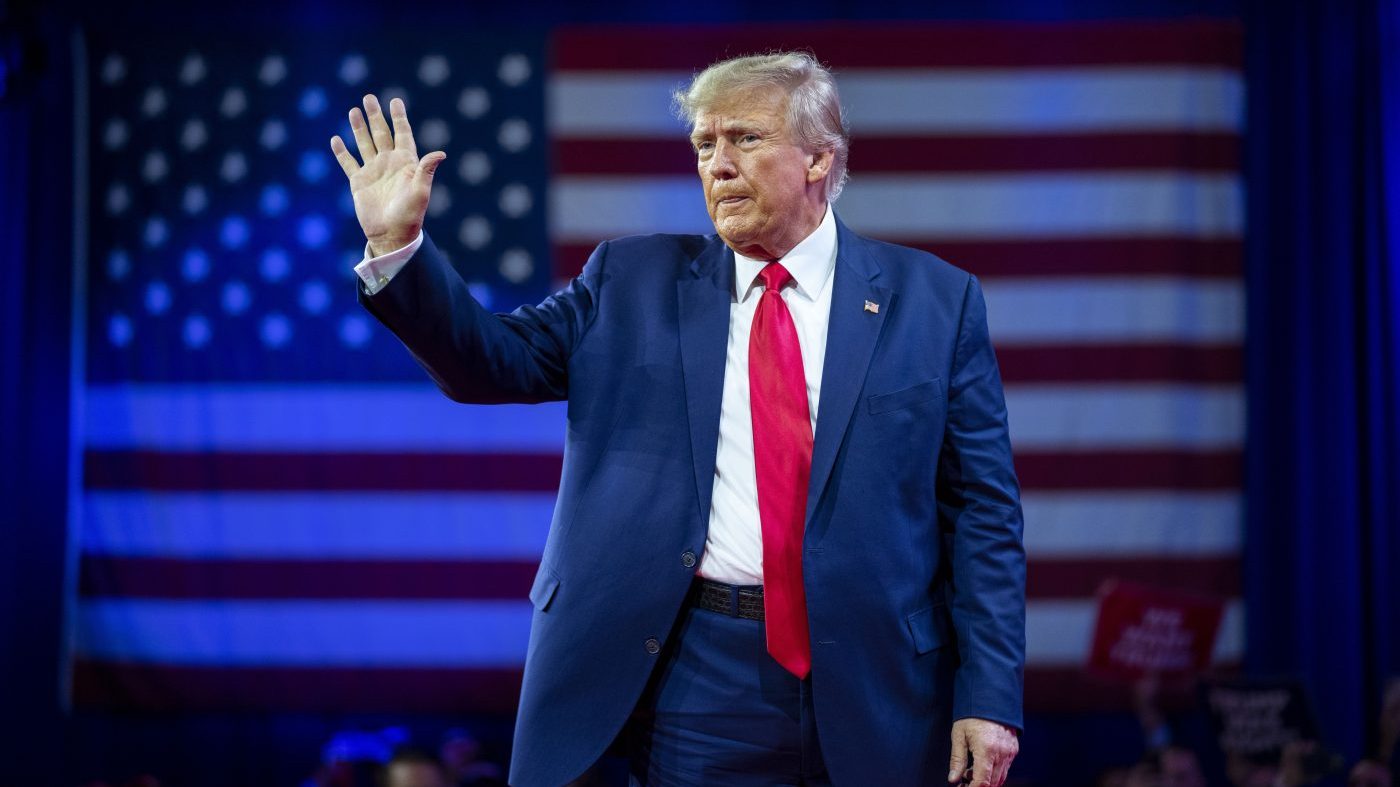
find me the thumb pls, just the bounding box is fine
[416,151,447,182]
[948,726,969,783]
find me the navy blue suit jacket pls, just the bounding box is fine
[358,215,1026,787]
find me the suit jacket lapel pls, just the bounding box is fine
[677,237,734,526]
[807,218,891,526]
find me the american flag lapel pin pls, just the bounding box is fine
[864,300,879,314]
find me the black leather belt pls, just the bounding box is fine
[691,577,765,621]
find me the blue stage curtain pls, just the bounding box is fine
[0,10,76,782]
[1243,0,1400,764]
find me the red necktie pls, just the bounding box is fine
[750,262,813,679]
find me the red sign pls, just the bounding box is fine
[1086,580,1226,681]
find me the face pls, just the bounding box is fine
[690,87,832,259]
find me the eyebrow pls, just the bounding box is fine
[690,119,769,145]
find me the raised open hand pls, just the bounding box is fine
[330,94,447,256]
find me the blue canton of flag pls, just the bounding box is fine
[86,34,550,383]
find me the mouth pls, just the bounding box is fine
[716,196,749,207]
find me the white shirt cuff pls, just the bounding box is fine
[354,231,425,295]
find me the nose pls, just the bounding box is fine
[706,138,738,180]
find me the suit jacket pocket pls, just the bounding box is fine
[867,378,942,415]
[529,565,561,612]
[906,601,953,655]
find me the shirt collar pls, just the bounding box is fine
[733,205,837,304]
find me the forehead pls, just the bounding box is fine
[689,86,789,135]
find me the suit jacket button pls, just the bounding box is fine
[681,551,696,568]
[644,638,661,655]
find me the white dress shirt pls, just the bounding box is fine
[354,232,424,295]
[698,206,836,585]
[354,206,838,586]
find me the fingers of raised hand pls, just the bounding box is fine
[329,135,359,178]
[345,95,419,169]
[349,106,376,160]
[415,151,447,183]
[389,97,416,156]
[363,94,395,155]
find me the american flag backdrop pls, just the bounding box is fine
[70,21,1244,713]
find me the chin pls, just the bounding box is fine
[715,216,754,240]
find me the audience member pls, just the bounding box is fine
[1345,758,1392,787]
[439,727,506,786]
[381,748,452,787]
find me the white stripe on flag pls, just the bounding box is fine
[82,490,1239,560]
[84,385,567,450]
[1020,491,1241,556]
[1005,384,1243,449]
[74,599,534,667]
[550,174,1243,240]
[82,492,556,559]
[84,382,1239,450]
[73,598,1242,667]
[983,278,1243,344]
[548,67,1244,136]
[1027,598,1243,666]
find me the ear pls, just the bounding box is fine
[806,148,834,185]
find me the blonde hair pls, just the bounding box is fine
[672,51,851,201]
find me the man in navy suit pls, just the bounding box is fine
[331,52,1025,787]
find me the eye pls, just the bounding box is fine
[695,140,714,154]
[739,133,760,144]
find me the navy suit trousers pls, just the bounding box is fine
[624,597,832,786]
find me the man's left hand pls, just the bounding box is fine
[948,717,1019,786]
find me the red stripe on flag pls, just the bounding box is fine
[72,660,525,713]
[1015,450,1241,490]
[551,238,1243,281]
[852,134,1241,174]
[552,21,1242,70]
[83,451,563,491]
[554,139,696,176]
[896,238,1244,278]
[83,450,1238,491]
[553,133,1240,176]
[995,344,1241,384]
[1028,556,1239,599]
[79,556,539,600]
[71,660,1241,713]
